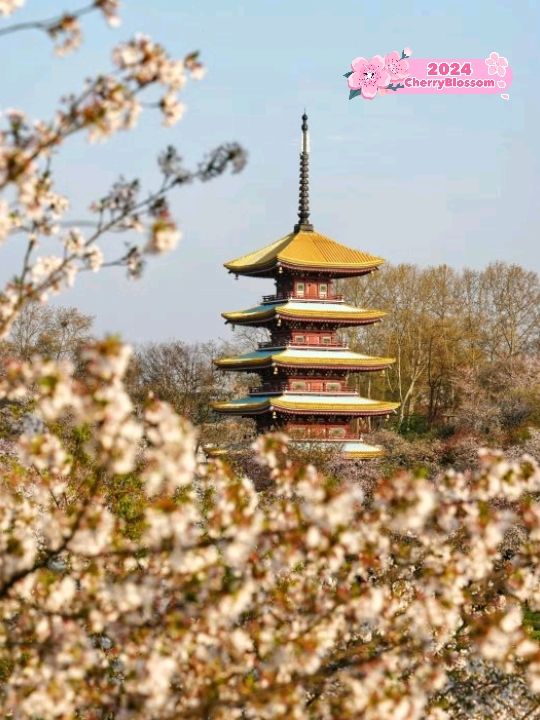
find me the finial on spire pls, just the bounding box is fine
[294,112,313,233]
[301,111,310,153]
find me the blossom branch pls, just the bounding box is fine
[0,1,120,54]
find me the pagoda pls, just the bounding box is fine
[213,114,398,459]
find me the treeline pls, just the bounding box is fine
[2,261,539,450]
[341,262,540,440]
[0,303,253,447]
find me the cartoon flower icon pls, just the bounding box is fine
[348,55,391,100]
[385,50,410,82]
[485,51,508,77]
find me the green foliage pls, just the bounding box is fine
[105,473,147,541]
[0,656,14,683]
[524,608,540,641]
[505,425,532,446]
[0,400,33,438]
[396,413,431,438]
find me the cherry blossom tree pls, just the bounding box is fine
[2,4,540,719]
[3,357,540,718]
[0,1,246,342]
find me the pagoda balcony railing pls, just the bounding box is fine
[249,387,356,396]
[257,339,349,350]
[249,383,289,393]
[261,292,344,304]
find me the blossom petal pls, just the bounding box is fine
[351,56,368,72]
[385,50,400,64]
[362,84,378,99]
[347,72,364,90]
[370,54,385,70]
[379,70,391,87]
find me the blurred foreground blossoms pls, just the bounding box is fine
[0,1,245,340]
[2,4,540,719]
[0,2,121,54]
[2,348,540,717]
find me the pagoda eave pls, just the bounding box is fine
[225,261,382,280]
[293,440,385,459]
[216,361,394,373]
[213,406,396,418]
[222,310,386,327]
[204,440,385,461]
[215,355,396,373]
[344,447,384,460]
[277,260,383,276]
[212,395,399,417]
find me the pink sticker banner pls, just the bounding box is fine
[401,58,512,94]
[344,50,512,101]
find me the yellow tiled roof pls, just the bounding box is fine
[288,439,386,459]
[203,441,385,460]
[215,348,395,371]
[274,398,398,414]
[213,394,399,416]
[222,304,386,325]
[345,447,384,459]
[224,230,384,275]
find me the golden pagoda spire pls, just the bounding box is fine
[294,112,313,233]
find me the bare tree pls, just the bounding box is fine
[341,262,540,437]
[6,303,93,361]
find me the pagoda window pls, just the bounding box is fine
[322,335,332,345]
[326,381,341,392]
[291,380,307,392]
[295,282,305,297]
[294,334,305,344]
[329,427,346,439]
[319,283,328,299]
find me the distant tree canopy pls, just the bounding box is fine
[340,262,540,438]
[119,262,540,456]
[128,341,227,422]
[127,340,256,447]
[5,303,94,362]
[2,261,539,451]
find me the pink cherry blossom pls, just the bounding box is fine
[348,55,391,100]
[485,51,508,77]
[385,50,410,82]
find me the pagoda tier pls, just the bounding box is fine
[213,393,397,418]
[224,230,384,279]
[222,297,386,328]
[215,347,394,373]
[213,114,399,460]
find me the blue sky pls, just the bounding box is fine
[1,0,539,342]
